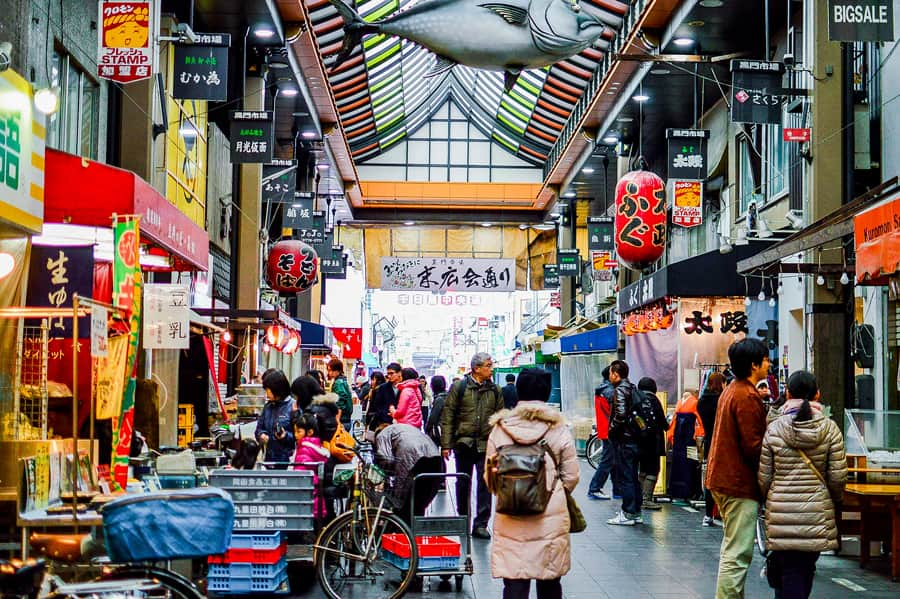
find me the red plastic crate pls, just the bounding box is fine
[381,535,460,559]
[208,542,288,564]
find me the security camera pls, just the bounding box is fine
[173,23,200,44]
[0,42,11,72]
[783,52,794,67]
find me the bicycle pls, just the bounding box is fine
[585,427,603,470]
[314,441,418,598]
[10,488,234,599]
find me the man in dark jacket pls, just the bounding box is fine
[501,373,518,409]
[367,362,401,432]
[440,352,503,539]
[327,359,354,428]
[636,377,667,510]
[706,338,769,598]
[606,360,642,526]
[587,366,615,501]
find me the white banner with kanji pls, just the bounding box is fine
[380,257,515,292]
[142,284,190,349]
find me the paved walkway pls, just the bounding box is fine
[290,461,897,598]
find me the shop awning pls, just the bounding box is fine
[299,320,334,352]
[854,194,900,285]
[619,241,775,313]
[560,325,618,354]
[44,148,209,271]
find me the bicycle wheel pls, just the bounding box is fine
[585,434,603,470]
[315,508,418,598]
[93,565,204,599]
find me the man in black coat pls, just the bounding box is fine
[501,373,518,409]
[367,362,401,432]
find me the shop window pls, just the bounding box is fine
[739,124,789,214]
[47,51,99,159]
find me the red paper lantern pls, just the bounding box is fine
[614,169,667,270]
[266,325,288,349]
[266,240,318,293]
[282,329,301,354]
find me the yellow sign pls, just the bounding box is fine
[164,45,208,229]
[0,69,45,234]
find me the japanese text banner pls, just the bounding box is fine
[380,257,515,292]
[27,245,94,338]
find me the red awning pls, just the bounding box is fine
[44,148,209,271]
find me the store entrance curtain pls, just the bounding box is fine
[560,353,616,418]
[625,322,679,407]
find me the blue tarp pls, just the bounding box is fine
[560,325,618,354]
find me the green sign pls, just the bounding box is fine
[557,249,580,277]
[173,33,230,101]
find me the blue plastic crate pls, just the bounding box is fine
[208,559,286,578]
[383,551,460,571]
[207,562,288,594]
[228,531,282,550]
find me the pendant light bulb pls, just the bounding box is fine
[840,272,850,285]
[757,289,766,301]
[816,274,825,286]
[768,297,776,308]
[744,296,752,307]
[776,282,783,295]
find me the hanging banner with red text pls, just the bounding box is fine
[672,180,703,228]
[98,1,153,83]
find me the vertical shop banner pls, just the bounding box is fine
[557,249,581,277]
[828,0,894,41]
[91,306,108,357]
[262,160,297,204]
[543,264,560,288]
[0,70,45,234]
[142,284,190,349]
[666,129,709,180]
[586,216,614,251]
[97,1,152,83]
[730,60,785,125]
[112,219,141,489]
[94,335,129,419]
[172,34,230,101]
[229,111,274,163]
[672,180,704,228]
[26,245,94,337]
[331,328,362,359]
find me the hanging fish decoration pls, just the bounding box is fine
[327,0,621,90]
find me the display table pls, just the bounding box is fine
[16,509,103,559]
[844,482,900,581]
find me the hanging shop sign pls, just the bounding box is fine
[0,70,45,234]
[557,248,581,277]
[265,240,319,293]
[730,60,786,125]
[543,264,560,288]
[828,0,894,42]
[172,34,230,101]
[229,111,274,163]
[592,251,616,281]
[587,216,614,251]
[614,169,666,271]
[283,197,313,229]
[854,194,900,284]
[550,291,561,308]
[783,128,811,142]
[26,245,94,338]
[320,246,345,275]
[97,1,152,83]
[142,284,190,349]
[297,211,326,245]
[91,306,108,357]
[618,270,667,313]
[666,129,709,180]
[380,257,515,292]
[672,180,704,228]
[262,160,297,204]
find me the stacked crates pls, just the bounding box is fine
[207,531,288,594]
[382,535,461,571]
[177,404,194,447]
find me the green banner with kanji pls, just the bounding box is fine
[111,219,141,488]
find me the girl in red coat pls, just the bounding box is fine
[291,412,330,519]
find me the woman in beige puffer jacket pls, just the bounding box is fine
[758,370,847,599]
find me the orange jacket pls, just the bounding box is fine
[667,392,706,446]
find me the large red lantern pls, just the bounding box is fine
[614,169,667,270]
[266,240,318,293]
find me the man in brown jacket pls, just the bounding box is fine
[706,338,769,598]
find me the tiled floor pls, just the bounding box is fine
[289,461,897,598]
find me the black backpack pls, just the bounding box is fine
[631,389,661,438]
[487,425,552,516]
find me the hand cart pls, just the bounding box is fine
[409,472,474,592]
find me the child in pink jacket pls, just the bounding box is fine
[291,412,329,519]
[390,368,423,428]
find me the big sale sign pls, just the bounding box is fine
[98,1,153,83]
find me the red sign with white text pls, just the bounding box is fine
[331,327,362,360]
[98,1,153,83]
[783,128,811,142]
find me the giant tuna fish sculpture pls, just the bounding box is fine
[328,0,622,90]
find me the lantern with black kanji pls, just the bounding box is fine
[614,169,667,270]
[266,240,318,293]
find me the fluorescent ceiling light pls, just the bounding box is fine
[481,222,492,227]
[532,223,556,231]
[316,163,329,170]
[674,37,694,46]
[254,27,276,39]
[650,68,671,75]
[699,0,724,7]
[280,87,299,97]
[603,135,619,144]
[582,167,595,174]
[301,131,317,139]
[403,221,415,226]
[632,94,650,102]
[563,191,575,198]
